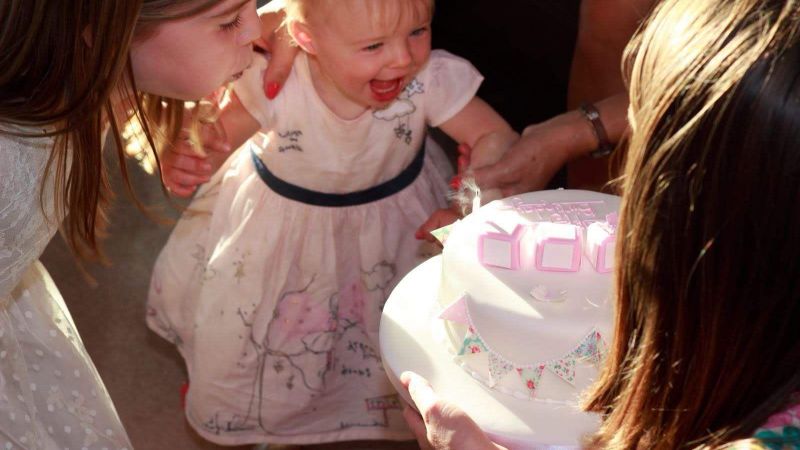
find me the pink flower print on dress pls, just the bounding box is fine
[339,280,367,326]
[268,291,336,353]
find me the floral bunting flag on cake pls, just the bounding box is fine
[569,329,607,365]
[546,358,577,385]
[543,329,607,386]
[517,365,546,396]
[459,327,488,355]
[488,353,515,387]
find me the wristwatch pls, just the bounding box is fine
[579,102,614,158]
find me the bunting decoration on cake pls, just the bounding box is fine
[546,358,577,385]
[431,221,459,245]
[569,329,607,365]
[517,365,546,395]
[441,295,608,398]
[488,353,516,387]
[438,296,469,325]
[458,327,488,355]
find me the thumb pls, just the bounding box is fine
[401,371,438,414]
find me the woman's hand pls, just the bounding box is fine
[401,371,506,450]
[472,94,629,196]
[256,2,299,99]
[471,114,584,196]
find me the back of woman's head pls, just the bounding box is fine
[0,0,219,261]
[585,0,800,447]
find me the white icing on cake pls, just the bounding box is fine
[438,190,618,401]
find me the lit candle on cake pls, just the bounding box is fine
[472,189,482,215]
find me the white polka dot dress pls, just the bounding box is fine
[1,130,132,449]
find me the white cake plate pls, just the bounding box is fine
[380,256,600,450]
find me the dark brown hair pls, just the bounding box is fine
[0,0,219,261]
[584,0,800,448]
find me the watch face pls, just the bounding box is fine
[580,103,611,159]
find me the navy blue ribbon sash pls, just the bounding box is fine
[250,146,425,207]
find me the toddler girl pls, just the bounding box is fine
[146,0,515,445]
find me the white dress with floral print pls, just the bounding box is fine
[146,50,482,445]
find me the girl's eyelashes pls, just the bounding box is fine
[361,24,429,51]
[411,26,428,37]
[363,42,384,52]
[220,14,242,32]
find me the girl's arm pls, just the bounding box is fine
[416,97,518,243]
[437,97,516,149]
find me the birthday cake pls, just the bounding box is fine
[379,189,619,448]
[437,189,617,402]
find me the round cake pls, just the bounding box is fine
[380,190,619,448]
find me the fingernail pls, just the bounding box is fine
[266,82,281,100]
[203,164,213,171]
[223,144,232,153]
[449,175,462,190]
[457,156,468,172]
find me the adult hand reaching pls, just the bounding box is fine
[400,371,506,450]
[473,93,629,196]
[257,1,299,99]
[471,112,587,196]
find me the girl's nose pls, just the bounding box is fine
[389,41,412,69]
[237,6,261,46]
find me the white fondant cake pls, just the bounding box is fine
[380,190,619,448]
[438,189,617,402]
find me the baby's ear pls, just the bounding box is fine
[288,21,317,55]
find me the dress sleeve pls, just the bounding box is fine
[423,49,485,127]
[0,135,56,301]
[232,53,272,129]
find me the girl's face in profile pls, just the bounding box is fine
[130,0,259,100]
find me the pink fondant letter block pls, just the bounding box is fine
[478,225,526,269]
[533,223,582,272]
[585,221,616,273]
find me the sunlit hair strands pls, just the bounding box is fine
[584,0,800,448]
